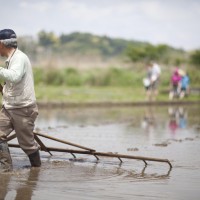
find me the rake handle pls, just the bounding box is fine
[34,132,95,152]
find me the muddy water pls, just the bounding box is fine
[1,105,200,200]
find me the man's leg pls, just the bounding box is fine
[7,104,41,167]
[0,108,14,172]
[0,143,13,172]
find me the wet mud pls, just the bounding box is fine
[1,105,200,200]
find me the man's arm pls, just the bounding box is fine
[0,56,25,83]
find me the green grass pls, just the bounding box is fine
[33,66,200,103]
[35,85,200,103]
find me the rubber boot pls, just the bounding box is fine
[0,141,12,172]
[28,150,41,167]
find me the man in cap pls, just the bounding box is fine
[0,29,41,172]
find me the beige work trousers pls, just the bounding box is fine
[0,104,39,155]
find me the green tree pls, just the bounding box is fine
[38,30,59,47]
[126,43,177,64]
[126,44,160,62]
[126,45,146,62]
[189,50,200,66]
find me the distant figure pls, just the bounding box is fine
[143,62,161,101]
[169,68,182,100]
[151,62,161,100]
[180,72,190,99]
[143,64,152,101]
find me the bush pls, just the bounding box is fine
[33,68,45,85]
[33,66,199,88]
[44,69,64,85]
[63,68,82,86]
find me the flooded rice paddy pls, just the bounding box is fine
[1,104,200,200]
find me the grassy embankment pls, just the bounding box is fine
[34,67,200,103]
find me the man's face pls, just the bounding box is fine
[0,42,7,57]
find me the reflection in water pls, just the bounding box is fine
[0,173,10,200]
[15,168,40,200]
[179,107,187,129]
[141,106,157,134]
[0,168,40,200]
[2,105,200,200]
[140,106,159,145]
[168,106,187,134]
[124,165,172,181]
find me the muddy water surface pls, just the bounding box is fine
[1,105,200,200]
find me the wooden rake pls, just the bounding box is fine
[7,131,172,169]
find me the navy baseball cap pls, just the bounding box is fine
[0,29,17,40]
[0,29,17,48]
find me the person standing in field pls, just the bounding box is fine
[169,68,182,100]
[143,62,161,101]
[150,61,161,100]
[143,64,152,101]
[0,29,41,172]
[180,72,190,99]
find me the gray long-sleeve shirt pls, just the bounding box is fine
[0,49,36,109]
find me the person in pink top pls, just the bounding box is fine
[169,68,182,100]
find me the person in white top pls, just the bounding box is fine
[152,62,161,80]
[0,29,41,172]
[143,62,161,101]
[150,62,161,100]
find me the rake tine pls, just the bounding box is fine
[34,134,53,156]
[143,160,148,166]
[71,153,76,159]
[118,157,123,163]
[93,154,99,161]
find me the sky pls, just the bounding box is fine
[0,0,200,50]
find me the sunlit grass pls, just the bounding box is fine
[35,85,199,103]
[33,66,200,103]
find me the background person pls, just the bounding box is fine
[169,68,182,100]
[143,62,161,101]
[150,61,161,100]
[0,29,41,172]
[180,72,190,99]
[143,64,152,101]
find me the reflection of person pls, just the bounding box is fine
[168,106,187,133]
[141,107,156,134]
[15,168,40,200]
[168,107,178,134]
[0,168,40,200]
[0,173,10,199]
[178,107,187,128]
[0,29,41,172]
